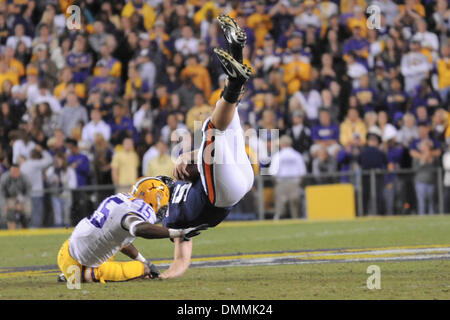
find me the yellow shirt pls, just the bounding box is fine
[54,82,86,99]
[186,104,213,132]
[339,118,367,146]
[209,88,222,107]
[8,58,25,78]
[121,2,156,30]
[180,65,212,100]
[193,1,221,26]
[282,60,312,94]
[145,154,175,178]
[0,71,19,92]
[340,0,366,14]
[111,150,139,186]
[247,13,273,48]
[437,58,450,89]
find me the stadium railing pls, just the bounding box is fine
[0,167,447,228]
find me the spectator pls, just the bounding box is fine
[411,19,439,61]
[160,112,190,148]
[33,43,58,89]
[66,35,92,83]
[269,135,306,220]
[352,74,378,113]
[413,140,438,215]
[175,25,199,57]
[401,39,431,93]
[378,110,398,143]
[32,81,62,115]
[185,93,213,133]
[181,55,212,100]
[136,49,156,93]
[45,152,77,227]
[12,130,36,164]
[145,140,175,178]
[53,67,86,101]
[359,130,387,215]
[410,121,441,162]
[443,143,450,213]
[282,48,312,95]
[291,81,322,122]
[247,0,273,49]
[384,77,408,120]
[82,109,111,144]
[396,113,419,148]
[108,103,136,146]
[59,91,88,137]
[18,145,53,228]
[0,163,31,229]
[436,43,450,103]
[285,110,312,164]
[111,137,139,193]
[312,146,338,184]
[310,108,341,159]
[92,133,113,187]
[6,23,31,50]
[382,129,405,215]
[66,138,90,188]
[121,0,156,31]
[340,107,367,147]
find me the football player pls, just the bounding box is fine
[57,176,208,283]
[159,15,254,279]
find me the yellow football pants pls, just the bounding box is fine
[57,240,145,283]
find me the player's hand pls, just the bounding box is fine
[173,152,192,180]
[148,263,160,279]
[181,224,209,240]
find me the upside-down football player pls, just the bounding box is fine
[56,14,253,283]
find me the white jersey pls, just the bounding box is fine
[69,193,157,267]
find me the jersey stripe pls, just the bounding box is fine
[202,120,216,205]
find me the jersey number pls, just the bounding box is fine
[89,196,124,228]
[171,183,192,204]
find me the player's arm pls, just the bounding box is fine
[120,243,140,260]
[122,214,208,240]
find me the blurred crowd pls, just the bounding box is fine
[0,0,449,229]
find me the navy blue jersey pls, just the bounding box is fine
[162,179,232,229]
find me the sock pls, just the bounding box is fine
[221,80,244,104]
[230,44,243,64]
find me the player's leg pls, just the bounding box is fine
[160,238,193,279]
[90,260,147,283]
[197,49,253,208]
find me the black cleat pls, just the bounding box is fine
[57,273,67,282]
[217,14,246,63]
[214,48,251,85]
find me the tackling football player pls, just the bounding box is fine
[57,176,208,283]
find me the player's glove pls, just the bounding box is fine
[169,224,209,241]
[181,223,209,240]
[146,260,160,279]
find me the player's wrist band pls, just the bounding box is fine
[135,252,146,263]
[168,228,182,238]
[129,220,143,237]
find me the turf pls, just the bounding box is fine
[1,215,450,299]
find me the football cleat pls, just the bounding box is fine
[57,273,67,282]
[217,14,246,63]
[213,48,251,84]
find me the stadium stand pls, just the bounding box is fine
[0,0,449,229]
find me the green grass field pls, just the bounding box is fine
[1,215,450,300]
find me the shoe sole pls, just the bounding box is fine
[213,48,251,80]
[217,15,246,46]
